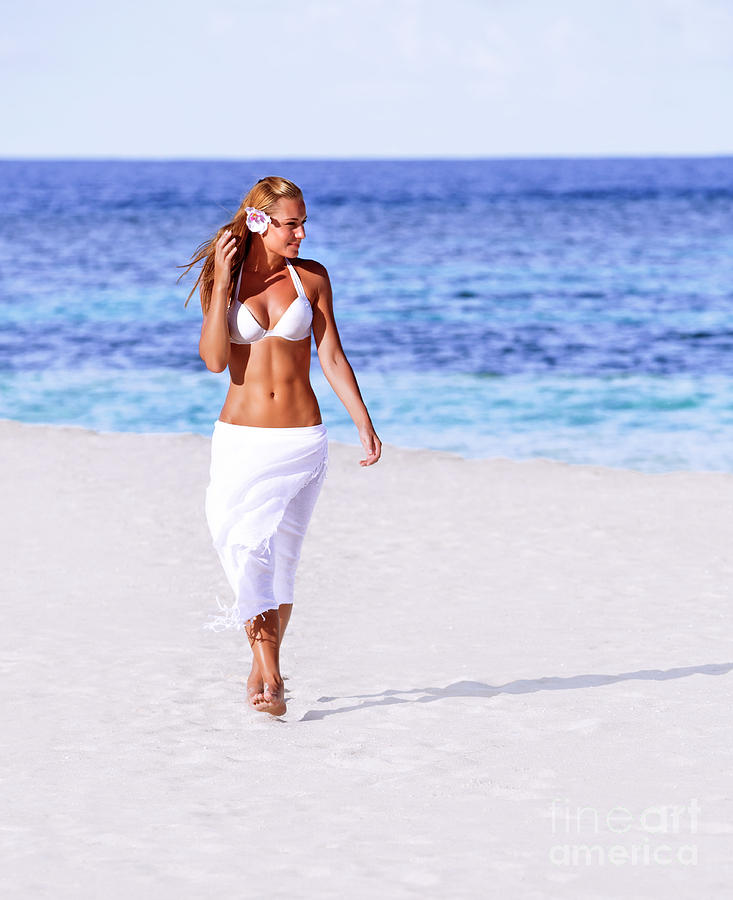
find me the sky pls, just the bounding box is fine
[2,0,732,158]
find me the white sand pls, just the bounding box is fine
[2,418,732,898]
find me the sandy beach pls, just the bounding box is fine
[2,417,732,898]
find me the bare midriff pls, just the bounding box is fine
[218,335,323,428]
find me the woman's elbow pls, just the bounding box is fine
[199,345,229,373]
[319,347,348,375]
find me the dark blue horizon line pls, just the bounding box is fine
[1,153,733,164]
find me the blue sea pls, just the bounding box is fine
[1,157,732,473]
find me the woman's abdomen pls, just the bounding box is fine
[219,337,322,427]
[220,373,322,427]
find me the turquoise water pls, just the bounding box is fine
[3,366,730,472]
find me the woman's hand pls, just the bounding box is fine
[214,230,238,287]
[358,425,382,466]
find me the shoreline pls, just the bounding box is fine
[2,415,732,481]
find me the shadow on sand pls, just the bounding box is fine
[300,661,733,722]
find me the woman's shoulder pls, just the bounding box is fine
[290,257,329,297]
[291,256,328,279]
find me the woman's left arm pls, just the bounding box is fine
[311,263,382,467]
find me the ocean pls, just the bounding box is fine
[1,157,732,472]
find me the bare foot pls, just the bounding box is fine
[253,680,286,716]
[246,666,264,709]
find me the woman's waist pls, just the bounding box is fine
[215,419,326,435]
[220,386,322,429]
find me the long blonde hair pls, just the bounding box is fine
[178,175,304,313]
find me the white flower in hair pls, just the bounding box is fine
[245,206,271,233]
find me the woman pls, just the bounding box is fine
[184,176,381,716]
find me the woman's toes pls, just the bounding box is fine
[246,688,261,708]
[255,681,286,715]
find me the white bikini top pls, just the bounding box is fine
[228,258,313,344]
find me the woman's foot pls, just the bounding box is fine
[253,678,286,716]
[246,663,264,708]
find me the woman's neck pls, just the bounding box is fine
[242,244,286,276]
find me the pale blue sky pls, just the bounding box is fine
[2,0,732,158]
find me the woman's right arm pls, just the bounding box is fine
[199,231,237,372]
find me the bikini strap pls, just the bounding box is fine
[231,259,303,306]
[231,264,243,307]
[285,258,307,299]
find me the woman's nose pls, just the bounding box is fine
[295,225,305,239]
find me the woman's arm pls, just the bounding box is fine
[199,232,236,372]
[312,263,382,466]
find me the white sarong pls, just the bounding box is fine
[203,419,329,631]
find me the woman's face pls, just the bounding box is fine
[264,197,307,256]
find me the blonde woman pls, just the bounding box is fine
[183,176,381,716]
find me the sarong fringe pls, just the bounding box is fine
[202,593,272,631]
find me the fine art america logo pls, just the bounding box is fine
[548,798,700,867]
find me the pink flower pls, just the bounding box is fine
[245,206,271,234]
